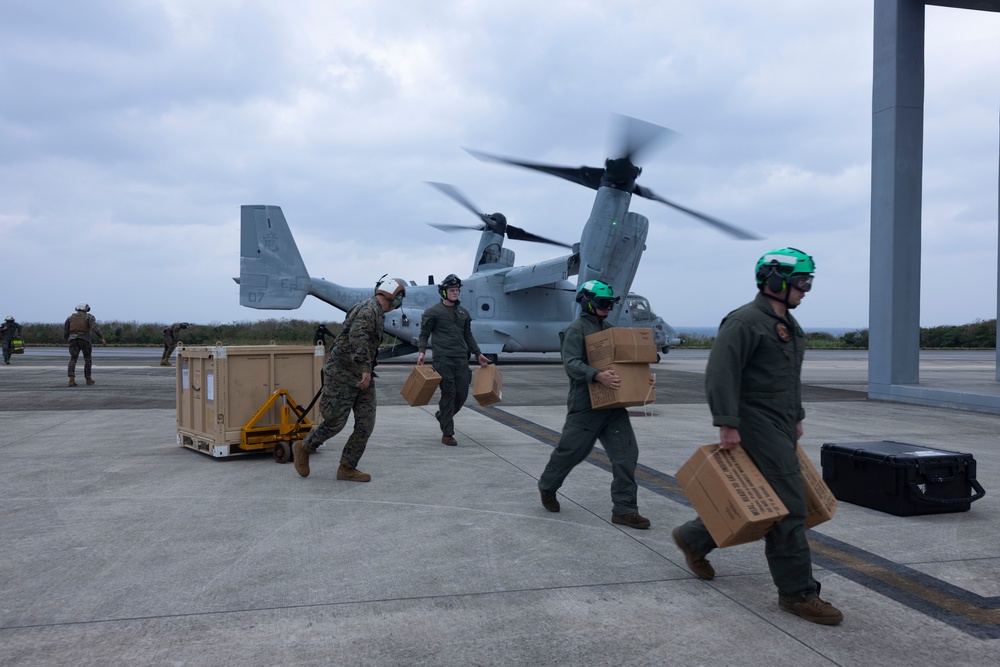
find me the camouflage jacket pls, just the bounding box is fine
[64,312,103,342]
[163,323,186,343]
[325,296,384,384]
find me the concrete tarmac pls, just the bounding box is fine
[1,347,998,666]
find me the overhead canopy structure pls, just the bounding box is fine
[869,0,1000,412]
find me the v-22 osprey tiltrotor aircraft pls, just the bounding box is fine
[237,115,759,361]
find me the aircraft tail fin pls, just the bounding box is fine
[239,205,310,310]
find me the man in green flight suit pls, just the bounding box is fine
[671,247,843,626]
[417,274,489,446]
[292,276,406,483]
[537,280,655,530]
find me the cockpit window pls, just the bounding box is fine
[629,298,650,321]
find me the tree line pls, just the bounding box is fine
[19,319,345,347]
[15,318,998,350]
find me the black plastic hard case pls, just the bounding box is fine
[820,440,985,516]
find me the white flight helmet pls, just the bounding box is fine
[375,277,406,308]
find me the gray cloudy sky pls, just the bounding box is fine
[1,1,998,329]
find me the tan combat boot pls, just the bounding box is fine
[160,360,172,367]
[68,377,77,387]
[85,377,95,385]
[337,464,371,482]
[292,441,310,477]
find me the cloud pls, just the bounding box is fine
[0,0,997,330]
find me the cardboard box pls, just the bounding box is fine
[400,365,442,406]
[676,444,789,548]
[472,364,503,406]
[585,328,658,368]
[798,445,837,528]
[587,362,655,409]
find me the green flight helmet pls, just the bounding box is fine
[577,280,620,313]
[755,247,815,293]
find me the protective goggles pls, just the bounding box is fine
[788,274,813,292]
[591,296,620,310]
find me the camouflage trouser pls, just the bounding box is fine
[301,378,377,468]
[433,356,471,437]
[68,339,93,378]
[2,343,11,364]
[161,339,177,362]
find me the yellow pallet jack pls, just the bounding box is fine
[239,388,319,463]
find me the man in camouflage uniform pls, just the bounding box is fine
[671,247,843,626]
[64,303,106,387]
[160,322,189,366]
[1,316,23,364]
[292,277,406,482]
[416,274,488,446]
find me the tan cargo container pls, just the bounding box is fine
[176,345,324,458]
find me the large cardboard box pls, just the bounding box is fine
[176,345,324,458]
[472,364,503,406]
[798,445,837,529]
[676,444,789,548]
[400,365,442,406]
[585,328,658,368]
[588,362,655,409]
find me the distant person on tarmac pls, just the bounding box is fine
[161,322,189,366]
[292,277,406,483]
[2,316,23,364]
[416,274,488,446]
[671,247,843,626]
[64,303,106,387]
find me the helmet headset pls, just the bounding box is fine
[439,274,462,300]
[576,280,620,319]
[755,248,815,308]
[375,275,407,309]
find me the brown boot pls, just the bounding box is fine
[85,377,96,385]
[68,377,77,387]
[160,360,172,367]
[441,434,458,446]
[672,527,715,580]
[779,597,844,625]
[612,512,651,530]
[337,464,371,482]
[292,441,310,478]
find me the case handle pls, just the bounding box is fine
[908,479,986,505]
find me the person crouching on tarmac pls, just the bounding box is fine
[416,273,489,446]
[538,280,655,530]
[292,276,406,483]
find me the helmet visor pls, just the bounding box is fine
[592,296,619,310]
[789,274,813,292]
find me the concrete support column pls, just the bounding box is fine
[869,0,925,395]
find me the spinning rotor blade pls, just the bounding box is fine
[633,184,762,240]
[426,182,488,222]
[427,180,571,248]
[427,222,487,233]
[465,149,605,191]
[613,113,678,163]
[505,225,572,249]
